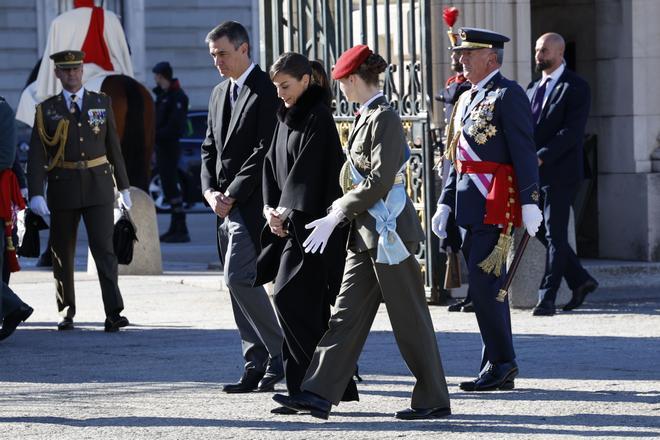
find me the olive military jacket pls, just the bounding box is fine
[335,96,425,253]
[27,90,129,210]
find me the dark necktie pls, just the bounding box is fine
[531,79,548,123]
[70,94,80,118]
[231,83,239,107]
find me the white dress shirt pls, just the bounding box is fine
[538,62,565,108]
[229,62,255,108]
[62,87,85,112]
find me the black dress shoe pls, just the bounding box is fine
[395,406,451,420]
[270,406,298,415]
[104,315,129,332]
[460,361,519,391]
[0,305,33,341]
[460,378,514,391]
[532,300,556,316]
[461,302,475,313]
[273,391,331,420]
[258,355,284,392]
[222,369,264,393]
[563,279,598,311]
[447,299,468,312]
[57,317,74,331]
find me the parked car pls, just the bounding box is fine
[149,109,206,211]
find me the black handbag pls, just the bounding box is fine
[113,206,138,265]
[17,209,49,258]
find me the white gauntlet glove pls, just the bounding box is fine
[522,204,543,237]
[30,195,50,217]
[119,189,132,210]
[303,208,344,254]
[431,204,451,239]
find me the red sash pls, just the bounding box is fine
[456,160,521,227]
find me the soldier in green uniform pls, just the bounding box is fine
[27,50,131,332]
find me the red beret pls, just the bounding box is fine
[332,45,373,80]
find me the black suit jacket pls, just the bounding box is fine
[200,65,279,247]
[526,69,591,187]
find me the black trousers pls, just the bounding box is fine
[51,203,124,318]
[461,224,515,369]
[156,142,182,203]
[535,184,591,303]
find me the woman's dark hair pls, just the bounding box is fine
[355,52,388,86]
[309,60,333,107]
[270,52,312,81]
[205,21,251,57]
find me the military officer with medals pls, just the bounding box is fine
[432,29,544,391]
[273,45,451,420]
[27,50,132,332]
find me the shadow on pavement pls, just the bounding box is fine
[0,414,657,437]
[1,327,658,384]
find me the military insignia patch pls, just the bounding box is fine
[46,107,63,121]
[531,190,540,202]
[87,108,106,135]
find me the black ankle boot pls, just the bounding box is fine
[161,211,190,243]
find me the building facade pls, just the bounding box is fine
[0,0,658,262]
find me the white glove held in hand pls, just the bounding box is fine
[30,195,50,217]
[431,204,452,239]
[522,204,543,237]
[119,189,132,210]
[303,208,343,254]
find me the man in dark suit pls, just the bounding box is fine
[200,21,284,393]
[27,50,130,332]
[433,28,543,391]
[527,33,598,316]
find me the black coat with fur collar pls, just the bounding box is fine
[255,84,346,292]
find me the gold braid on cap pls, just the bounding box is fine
[36,104,69,171]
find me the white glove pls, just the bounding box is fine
[30,195,50,217]
[119,189,132,210]
[431,204,451,239]
[522,204,543,237]
[303,208,343,254]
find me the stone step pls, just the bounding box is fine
[582,259,660,289]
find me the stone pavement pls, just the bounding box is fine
[1,213,658,439]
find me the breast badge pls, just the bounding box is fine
[87,108,106,135]
[467,100,497,145]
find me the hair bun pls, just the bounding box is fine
[365,53,388,74]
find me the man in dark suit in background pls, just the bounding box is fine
[200,21,284,393]
[527,33,598,316]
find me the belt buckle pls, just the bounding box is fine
[76,160,86,169]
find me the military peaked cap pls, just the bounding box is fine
[50,50,85,68]
[453,28,510,50]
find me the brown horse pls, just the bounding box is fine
[26,61,155,191]
[100,75,154,191]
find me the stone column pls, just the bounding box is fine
[594,0,660,261]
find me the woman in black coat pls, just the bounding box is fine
[255,53,357,412]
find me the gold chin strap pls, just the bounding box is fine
[36,104,69,172]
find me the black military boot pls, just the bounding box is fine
[161,211,190,243]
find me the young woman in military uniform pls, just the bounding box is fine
[255,52,358,413]
[272,45,451,420]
